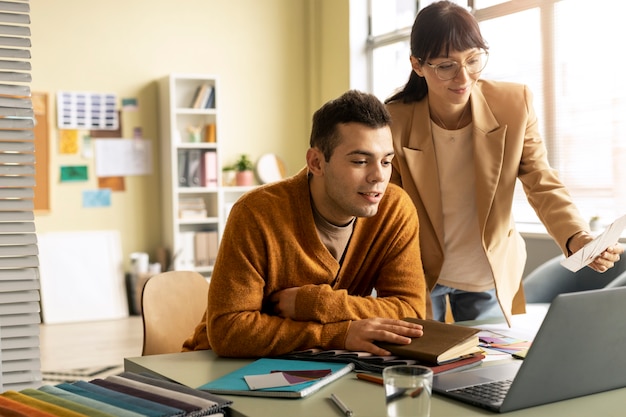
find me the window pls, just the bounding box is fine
[368,0,417,100]
[367,0,626,225]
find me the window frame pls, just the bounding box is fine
[363,0,625,225]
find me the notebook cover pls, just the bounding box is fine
[375,318,480,364]
[198,358,354,398]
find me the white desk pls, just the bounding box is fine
[124,309,626,417]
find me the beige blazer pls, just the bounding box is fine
[387,79,589,324]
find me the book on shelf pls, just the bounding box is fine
[375,317,481,364]
[204,85,215,108]
[195,230,218,267]
[208,230,219,265]
[190,83,209,108]
[199,85,215,109]
[188,83,215,109]
[179,197,207,219]
[198,358,354,398]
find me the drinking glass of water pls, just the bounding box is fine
[383,365,433,417]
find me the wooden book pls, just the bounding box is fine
[375,318,481,364]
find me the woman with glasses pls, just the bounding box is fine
[385,0,623,325]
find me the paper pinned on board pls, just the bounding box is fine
[560,214,626,272]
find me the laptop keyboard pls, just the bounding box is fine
[451,379,513,404]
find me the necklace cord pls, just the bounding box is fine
[431,104,469,130]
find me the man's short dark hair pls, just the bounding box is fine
[310,90,391,161]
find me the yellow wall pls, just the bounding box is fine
[30,0,350,269]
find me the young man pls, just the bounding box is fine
[183,90,427,358]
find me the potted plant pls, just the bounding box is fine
[233,154,254,186]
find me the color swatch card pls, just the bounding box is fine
[244,368,331,390]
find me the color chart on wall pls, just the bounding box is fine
[56,91,118,130]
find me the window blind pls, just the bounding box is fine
[0,0,40,390]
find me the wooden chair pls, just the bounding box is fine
[140,270,209,355]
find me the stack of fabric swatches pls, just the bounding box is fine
[0,371,232,417]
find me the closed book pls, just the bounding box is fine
[376,318,481,364]
[356,354,485,385]
[204,86,215,108]
[192,84,209,108]
[188,85,203,108]
[200,85,214,108]
[207,230,218,265]
[193,230,219,266]
[199,358,354,398]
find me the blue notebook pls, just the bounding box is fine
[198,358,354,398]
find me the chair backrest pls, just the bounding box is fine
[140,270,209,355]
[605,270,626,289]
[523,255,626,303]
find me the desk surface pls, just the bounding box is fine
[124,309,626,417]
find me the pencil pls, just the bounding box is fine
[356,373,384,385]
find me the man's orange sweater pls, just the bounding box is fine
[183,168,426,357]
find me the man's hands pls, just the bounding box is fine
[568,231,624,273]
[344,318,423,356]
[269,287,298,319]
[270,289,424,356]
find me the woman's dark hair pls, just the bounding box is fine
[310,90,391,161]
[385,1,489,104]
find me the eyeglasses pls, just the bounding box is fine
[422,51,489,81]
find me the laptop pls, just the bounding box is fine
[432,286,626,412]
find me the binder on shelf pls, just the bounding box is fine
[175,231,195,270]
[201,150,218,188]
[177,149,188,187]
[186,149,202,187]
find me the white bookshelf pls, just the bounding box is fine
[158,74,251,276]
